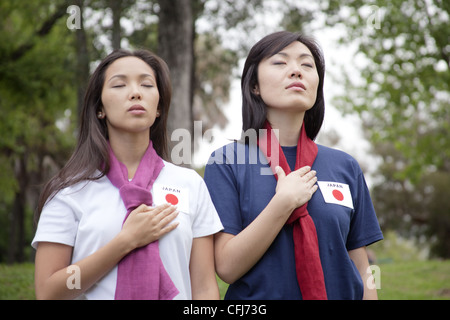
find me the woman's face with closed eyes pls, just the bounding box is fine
[100,56,160,137]
[254,41,319,116]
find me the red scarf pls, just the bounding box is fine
[258,121,327,300]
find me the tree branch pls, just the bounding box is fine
[10,3,67,61]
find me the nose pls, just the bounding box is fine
[289,63,302,78]
[290,68,302,79]
[129,84,142,100]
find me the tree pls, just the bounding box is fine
[157,0,195,157]
[125,0,265,162]
[324,0,450,181]
[370,141,450,257]
[322,0,450,257]
[0,0,78,262]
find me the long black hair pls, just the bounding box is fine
[241,31,325,141]
[36,49,172,218]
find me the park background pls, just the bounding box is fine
[0,0,449,299]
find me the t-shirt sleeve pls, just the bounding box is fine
[191,173,224,238]
[31,192,80,249]
[346,169,383,250]
[204,146,243,236]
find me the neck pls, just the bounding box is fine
[266,110,305,146]
[109,131,150,179]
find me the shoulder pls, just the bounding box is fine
[316,144,363,175]
[206,141,259,166]
[59,171,109,195]
[44,172,112,210]
[159,160,205,189]
[316,144,356,161]
[162,160,202,179]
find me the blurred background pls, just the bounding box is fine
[0,0,449,299]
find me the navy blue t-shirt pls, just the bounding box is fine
[204,141,383,300]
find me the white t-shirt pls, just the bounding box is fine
[32,161,223,300]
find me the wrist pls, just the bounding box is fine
[270,193,296,217]
[114,231,136,256]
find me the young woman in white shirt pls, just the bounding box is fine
[32,49,223,300]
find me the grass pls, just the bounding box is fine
[375,260,450,300]
[0,263,35,300]
[1,261,449,300]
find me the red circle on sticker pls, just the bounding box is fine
[165,193,179,205]
[332,189,344,201]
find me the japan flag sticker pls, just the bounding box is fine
[317,181,354,209]
[152,183,190,213]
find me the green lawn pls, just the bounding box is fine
[375,260,450,300]
[1,261,449,300]
[0,263,35,300]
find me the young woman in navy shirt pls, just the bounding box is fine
[204,31,383,300]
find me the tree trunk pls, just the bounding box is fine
[74,0,90,122]
[8,155,27,264]
[109,0,123,50]
[157,0,194,163]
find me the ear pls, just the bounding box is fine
[252,85,260,95]
[97,106,106,119]
[156,110,161,117]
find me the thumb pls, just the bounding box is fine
[131,204,150,214]
[275,166,286,179]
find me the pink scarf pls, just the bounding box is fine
[107,141,178,300]
[258,121,327,300]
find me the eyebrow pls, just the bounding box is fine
[108,73,155,82]
[276,52,314,59]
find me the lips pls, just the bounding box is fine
[286,82,306,90]
[128,104,145,112]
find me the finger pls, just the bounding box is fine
[128,204,151,218]
[157,209,179,228]
[308,176,318,188]
[151,206,178,224]
[148,203,172,216]
[134,203,150,213]
[275,166,286,179]
[302,170,317,181]
[294,166,311,176]
[159,221,179,237]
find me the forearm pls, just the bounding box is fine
[190,236,220,300]
[36,204,179,300]
[348,247,378,300]
[35,233,133,300]
[192,282,220,300]
[215,194,294,284]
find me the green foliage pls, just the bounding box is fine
[322,0,450,258]
[325,0,450,182]
[0,0,77,262]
